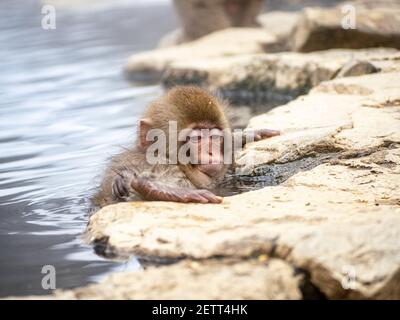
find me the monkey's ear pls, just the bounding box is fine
[138,118,153,149]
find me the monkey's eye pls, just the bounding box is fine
[210,134,223,140]
[210,128,223,139]
[210,134,223,143]
[190,135,201,143]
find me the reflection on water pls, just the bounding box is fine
[0,0,176,297]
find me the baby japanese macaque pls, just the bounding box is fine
[92,86,279,207]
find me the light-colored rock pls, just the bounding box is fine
[335,60,379,78]
[125,28,274,83]
[84,160,400,299]
[286,149,400,206]
[36,259,302,300]
[289,1,400,52]
[163,48,400,105]
[18,56,399,300]
[240,71,400,168]
[80,71,400,300]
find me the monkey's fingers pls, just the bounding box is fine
[133,178,208,203]
[112,176,128,199]
[255,129,280,139]
[196,190,223,204]
[131,177,218,204]
[179,191,210,204]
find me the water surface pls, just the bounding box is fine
[0,0,176,297]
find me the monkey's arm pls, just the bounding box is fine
[112,173,222,204]
[131,176,222,204]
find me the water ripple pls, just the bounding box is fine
[0,0,176,297]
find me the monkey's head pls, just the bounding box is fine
[138,86,231,189]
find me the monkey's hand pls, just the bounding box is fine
[252,128,280,141]
[131,176,222,204]
[112,175,130,200]
[241,128,280,145]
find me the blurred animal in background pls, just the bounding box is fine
[159,0,263,47]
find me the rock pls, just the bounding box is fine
[33,259,302,300]
[240,71,400,168]
[334,60,380,78]
[84,156,400,299]
[289,2,400,52]
[163,48,399,106]
[86,154,400,299]
[16,52,400,300]
[286,149,400,206]
[79,71,400,300]
[125,28,273,83]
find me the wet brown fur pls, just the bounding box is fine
[91,86,231,208]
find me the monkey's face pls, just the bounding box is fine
[186,127,226,180]
[140,86,232,189]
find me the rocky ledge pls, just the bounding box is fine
[288,0,400,52]
[44,259,304,300]
[16,1,400,299]
[125,0,400,93]
[163,48,400,106]
[125,28,273,84]
[26,65,400,300]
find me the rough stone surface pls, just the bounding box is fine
[16,52,400,300]
[64,71,400,300]
[288,1,400,52]
[335,60,380,78]
[125,28,273,83]
[32,259,302,300]
[163,48,400,105]
[239,72,400,168]
[84,155,400,299]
